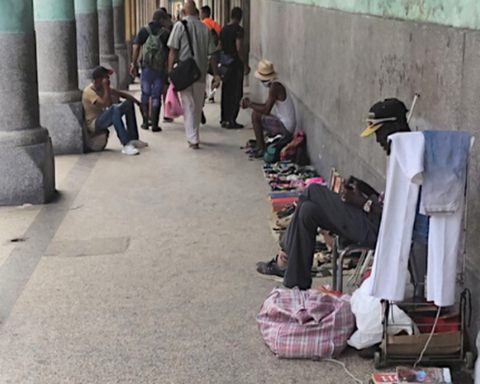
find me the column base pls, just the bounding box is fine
[39,102,87,155]
[0,132,55,206]
[115,44,129,90]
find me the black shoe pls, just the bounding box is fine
[221,121,227,128]
[256,257,286,282]
[163,117,174,123]
[201,112,206,125]
[151,106,162,132]
[208,96,215,103]
[224,121,244,130]
[141,123,149,130]
[232,121,244,129]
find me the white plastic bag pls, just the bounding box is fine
[348,277,418,350]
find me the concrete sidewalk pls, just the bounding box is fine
[0,89,374,383]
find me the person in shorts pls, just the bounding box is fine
[241,60,296,158]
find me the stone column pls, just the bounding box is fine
[98,0,119,87]
[0,0,55,205]
[113,0,129,89]
[75,0,100,89]
[34,0,86,154]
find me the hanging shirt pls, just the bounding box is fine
[368,132,425,302]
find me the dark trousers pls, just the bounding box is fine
[221,65,244,123]
[280,184,380,290]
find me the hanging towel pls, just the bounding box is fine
[421,130,472,214]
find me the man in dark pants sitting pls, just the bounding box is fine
[257,98,411,289]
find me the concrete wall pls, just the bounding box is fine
[250,0,480,347]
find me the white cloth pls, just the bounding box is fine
[368,132,425,302]
[426,201,464,306]
[206,74,215,99]
[271,81,296,133]
[179,82,205,145]
[369,132,470,307]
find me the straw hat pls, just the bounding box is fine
[254,60,278,81]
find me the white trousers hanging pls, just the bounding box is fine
[179,82,205,145]
[368,132,424,302]
[368,132,467,307]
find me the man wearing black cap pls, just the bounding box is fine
[256,98,411,290]
[82,66,147,156]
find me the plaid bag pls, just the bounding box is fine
[257,287,355,359]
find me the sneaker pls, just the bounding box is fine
[256,257,286,282]
[130,140,148,149]
[121,143,139,156]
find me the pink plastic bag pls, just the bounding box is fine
[165,84,184,119]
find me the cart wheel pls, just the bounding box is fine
[374,351,382,369]
[465,351,475,369]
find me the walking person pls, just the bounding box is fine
[168,1,220,149]
[201,5,221,103]
[130,9,171,132]
[219,7,250,129]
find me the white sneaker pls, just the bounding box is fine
[121,143,139,156]
[130,140,148,149]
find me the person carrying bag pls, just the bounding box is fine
[168,20,201,92]
[167,3,220,149]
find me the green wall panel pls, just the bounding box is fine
[0,1,34,32]
[34,0,75,21]
[281,0,480,30]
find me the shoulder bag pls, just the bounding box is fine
[169,20,201,91]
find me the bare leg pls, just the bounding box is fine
[252,110,266,151]
[278,249,289,268]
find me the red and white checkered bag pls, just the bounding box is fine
[257,287,355,359]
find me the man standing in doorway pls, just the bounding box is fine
[201,5,221,103]
[130,9,171,132]
[168,1,220,149]
[219,7,250,129]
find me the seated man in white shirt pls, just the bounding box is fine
[256,98,412,289]
[241,60,297,158]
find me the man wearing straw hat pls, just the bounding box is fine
[241,60,297,158]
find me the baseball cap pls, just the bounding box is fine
[92,66,114,80]
[361,98,408,138]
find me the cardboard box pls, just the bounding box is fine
[383,332,461,356]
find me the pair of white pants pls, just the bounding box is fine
[369,132,467,307]
[179,82,205,145]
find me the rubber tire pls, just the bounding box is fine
[465,351,475,369]
[374,351,383,369]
